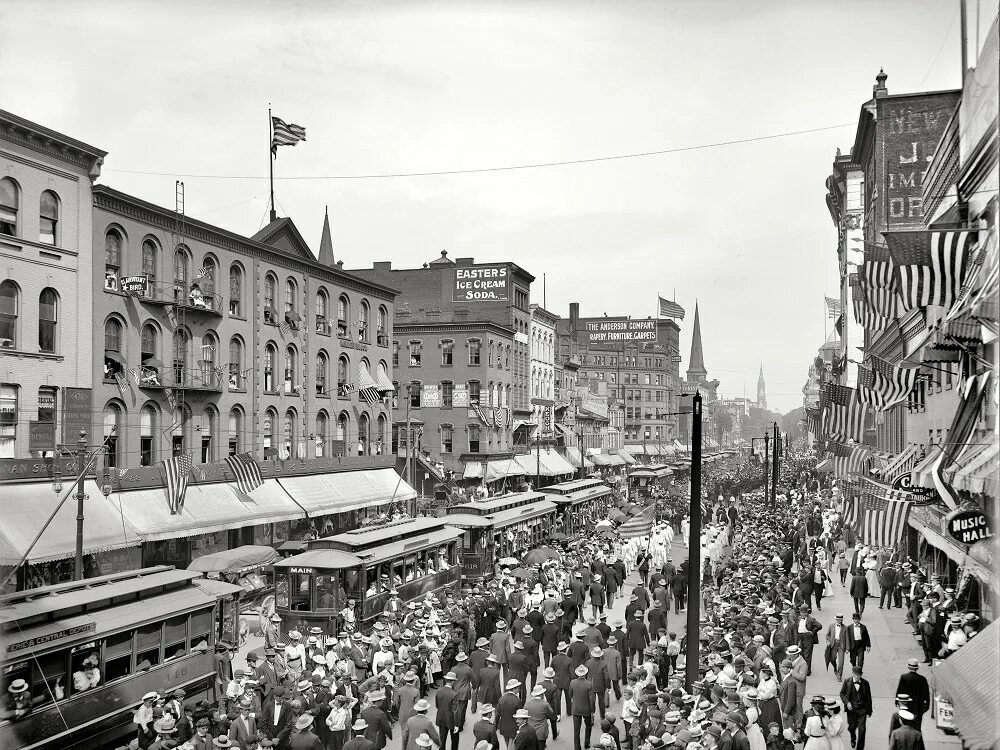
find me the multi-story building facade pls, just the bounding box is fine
[529,304,558,442]
[350,252,534,485]
[556,302,682,448]
[0,111,105,459]
[92,186,397,469]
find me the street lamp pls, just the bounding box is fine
[52,470,63,495]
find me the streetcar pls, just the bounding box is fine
[0,566,242,750]
[271,517,464,634]
[543,478,615,533]
[444,491,559,583]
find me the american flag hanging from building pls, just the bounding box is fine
[825,384,867,443]
[840,491,860,530]
[856,366,883,409]
[827,440,872,478]
[225,451,263,496]
[849,273,892,331]
[870,356,919,410]
[861,493,912,547]
[825,296,842,319]
[160,452,193,514]
[885,229,977,311]
[861,243,899,319]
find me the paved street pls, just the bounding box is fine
[240,529,961,749]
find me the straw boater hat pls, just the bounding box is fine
[295,714,314,730]
[575,665,589,677]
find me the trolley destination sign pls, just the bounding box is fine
[6,622,97,654]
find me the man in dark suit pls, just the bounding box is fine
[256,649,282,704]
[896,659,930,730]
[361,692,392,750]
[508,643,531,701]
[887,710,925,750]
[846,612,872,670]
[435,672,460,750]
[513,708,540,750]
[625,611,649,668]
[260,687,293,748]
[569,665,595,750]
[451,656,475,731]
[669,571,686,614]
[472,704,501,750]
[541,614,561,668]
[796,604,823,676]
[840,666,873,750]
[647,601,667,636]
[468,638,491,713]
[343,718,376,750]
[550,643,573,716]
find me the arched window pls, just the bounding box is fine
[377,306,389,342]
[338,355,349,395]
[199,257,217,299]
[172,328,190,385]
[38,288,57,353]
[264,343,277,391]
[263,408,277,455]
[358,413,370,455]
[284,278,297,316]
[377,414,387,453]
[104,318,125,378]
[39,190,58,245]
[140,404,157,466]
[0,178,18,236]
[228,337,243,389]
[141,238,158,292]
[104,229,123,290]
[200,406,217,462]
[229,264,243,316]
[283,409,296,459]
[316,289,330,334]
[316,351,329,395]
[263,274,277,322]
[359,300,370,342]
[173,247,190,301]
[104,402,123,468]
[337,412,349,442]
[228,407,243,456]
[200,332,219,387]
[284,346,297,393]
[315,412,328,457]
[337,295,349,337]
[170,403,191,455]
[140,322,158,368]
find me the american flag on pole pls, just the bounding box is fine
[225,451,263,495]
[861,243,900,319]
[869,356,919,410]
[827,440,873,478]
[860,493,912,547]
[849,274,892,331]
[825,296,842,319]
[619,505,656,539]
[160,452,193,514]
[826,384,867,443]
[885,229,977,311]
[657,296,685,320]
[271,115,306,155]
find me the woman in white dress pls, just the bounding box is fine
[825,698,849,750]
[863,553,881,599]
[803,696,831,750]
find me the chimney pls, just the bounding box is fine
[569,302,579,327]
[873,68,888,98]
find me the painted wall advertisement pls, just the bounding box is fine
[421,383,441,408]
[584,318,656,343]
[453,265,510,302]
[453,383,469,408]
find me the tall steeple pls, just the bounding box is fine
[317,206,335,267]
[757,363,767,410]
[686,301,707,385]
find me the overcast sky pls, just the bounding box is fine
[1,0,970,412]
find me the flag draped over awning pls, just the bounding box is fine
[884,228,978,312]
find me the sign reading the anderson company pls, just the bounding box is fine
[584,319,656,343]
[946,508,993,545]
[453,265,510,302]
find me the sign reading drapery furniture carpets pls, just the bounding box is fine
[946,508,993,544]
[584,319,656,342]
[453,265,509,302]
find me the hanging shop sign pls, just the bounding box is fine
[119,275,149,295]
[421,383,441,408]
[890,472,933,495]
[945,508,993,544]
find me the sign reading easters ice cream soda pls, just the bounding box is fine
[453,265,510,302]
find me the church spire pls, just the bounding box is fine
[757,363,767,410]
[317,205,335,267]
[686,301,707,385]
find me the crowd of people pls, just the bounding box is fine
[117,453,980,750]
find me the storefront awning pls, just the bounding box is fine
[562,447,593,469]
[462,458,526,482]
[911,444,943,489]
[278,468,416,516]
[933,620,1000,750]
[953,442,998,496]
[616,449,636,464]
[624,445,646,455]
[0,481,142,565]
[110,478,303,542]
[544,450,576,475]
[878,444,919,481]
[590,452,624,466]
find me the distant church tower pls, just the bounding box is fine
[685,302,708,385]
[757,364,767,410]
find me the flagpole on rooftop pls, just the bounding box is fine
[268,104,276,222]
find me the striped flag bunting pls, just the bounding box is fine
[271,116,306,155]
[861,243,900,318]
[856,365,883,409]
[225,451,263,496]
[114,371,131,400]
[805,407,822,436]
[825,384,867,442]
[160,452,193,514]
[885,229,977,312]
[840,492,860,530]
[657,296,686,320]
[358,367,381,406]
[869,355,919,410]
[619,505,656,539]
[860,493,912,547]
[494,407,507,428]
[939,372,992,470]
[849,274,892,331]
[880,444,921,485]
[826,440,873,477]
[860,476,912,502]
[473,404,492,427]
[825,296,842,319]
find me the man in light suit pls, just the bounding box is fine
[825,613,848,682]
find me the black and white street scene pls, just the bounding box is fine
[0,2,997,749]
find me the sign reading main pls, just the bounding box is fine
[585,319,656,343]
[453,265,509,302]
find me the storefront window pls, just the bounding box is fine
[253,524,273,546]
[273,521,291,543]
[143,538,189,568]
[190,532,226,561]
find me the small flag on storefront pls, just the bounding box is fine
[159,452,193,514]
[225,451,263,495]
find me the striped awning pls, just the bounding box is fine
[358,366,379,390]
[953,442,999,496]
[911,444,943,489]
[881,444,920,482]
[375,368,394,392]
[933,620,1000,750]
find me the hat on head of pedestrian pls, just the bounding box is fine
[514,709,531,720]
[414,699,430,712]
[479,704,495,715]
[352,718,368,731]
[531,685,546,697]
[506,679,522,690]
[907,658,919,670]
[575,665,589,677]
[543,667,555,678]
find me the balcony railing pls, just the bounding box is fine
[128,281,224,315]
[137,366,225,392]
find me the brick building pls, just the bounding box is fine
[350,252,535,486]
[0,110,105,459]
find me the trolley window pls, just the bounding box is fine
[0,661,31,723]
[164,615,187,661]
[191,608,213,651]
[136,622,161,670]
[315,574,345,611]
[69,641,102,696]
[31,650,66,708]
[104,629,133,683]
[290,571,312,611]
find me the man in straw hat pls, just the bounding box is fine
[473,704,501,750]
[569,664,595,750]
[513,708,540,750]
[402,699,439,750]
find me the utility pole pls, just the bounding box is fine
[771,422,780,508]
[404,384,413,509]
[74,430,87,579]
[763,431,770,502]
[685,392,703,691]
